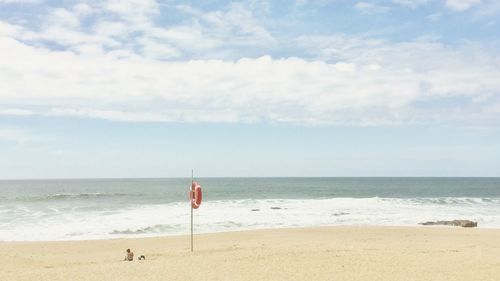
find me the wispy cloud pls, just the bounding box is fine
[354,2,390,14]
[392,0,484,12]
[8,1,276,60]
[427,12,442,21]
[0,109,34,116]
[391,0,432,9]
[0,0,41,3]
[0,127,32,142]
[445,0,482,11]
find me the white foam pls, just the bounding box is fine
[1,197,500,241]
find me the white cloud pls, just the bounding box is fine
[0,0,41,3]
[0,127,31,142]
[1,2,499,126]
[445,0,481,11]
[138,37,181,59]
[473,1,500,17]
[391,0,432,9]
[73,3,93,16]
[166,3,277,56]
[1,31,500,126]
[354,2,390,14]
[205,3,275,45]
[149,24,221,55]
[45,8,80,28]
[427,12,442,21]
[104,0,159,28]
[21,26,120,48]
[15,4,119,50]
[93,21,129,38]
[137,3,277,59]
[0,21,22,36]
[0,109,34,116]
[8,2,275,60]
[369,0,487,12]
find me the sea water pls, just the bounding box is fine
[0,177,499,241]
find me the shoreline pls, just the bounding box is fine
[0,223,493,243]
[2,226,500,280]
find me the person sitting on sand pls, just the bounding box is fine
[124,249,134,261]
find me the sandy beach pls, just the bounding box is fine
[1,226,499,281]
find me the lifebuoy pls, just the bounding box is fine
[190,182,202,209]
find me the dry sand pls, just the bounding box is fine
[1,226,500,281]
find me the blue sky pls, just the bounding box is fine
[1,0,500,178]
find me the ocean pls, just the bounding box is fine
[1,177,499,241]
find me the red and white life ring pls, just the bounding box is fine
[190,182,202,209]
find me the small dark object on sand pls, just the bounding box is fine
[270,207,281,210]
[138,255,146,260]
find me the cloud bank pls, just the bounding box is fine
[1,0,500,126]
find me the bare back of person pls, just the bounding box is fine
[124,249,134,261]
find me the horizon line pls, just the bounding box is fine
[1,176,500,181]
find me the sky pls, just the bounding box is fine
[1,0,500,178]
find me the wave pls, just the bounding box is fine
[47,193,126,199]
[9,192,134,202]
[110,224,180,235]
[3,196,500,241]
[380,197,500,205]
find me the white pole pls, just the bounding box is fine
[191,169,193,252]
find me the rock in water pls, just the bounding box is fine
[419,220,477,228]
[455,220,477,227]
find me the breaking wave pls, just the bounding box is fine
[11,192,134,202]
[2,197,500,241]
